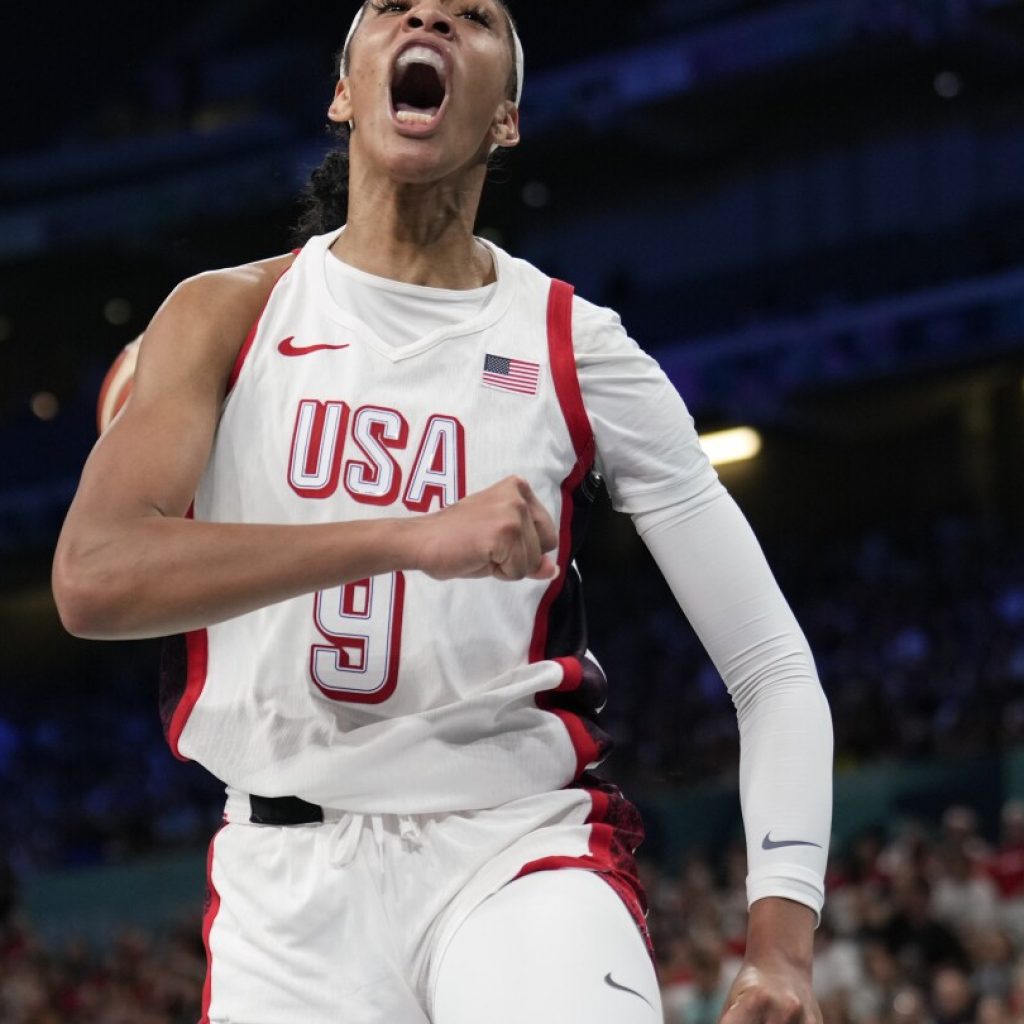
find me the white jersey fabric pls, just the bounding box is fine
[166,228,615,816]
[322,243,497,349]
[162,227,832,918]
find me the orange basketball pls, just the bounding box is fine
[97,337,141,434]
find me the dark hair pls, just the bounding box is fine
[294,1,519,244]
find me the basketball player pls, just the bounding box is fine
[53,2,833,1022]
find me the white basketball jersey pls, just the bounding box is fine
[160,229,611,814]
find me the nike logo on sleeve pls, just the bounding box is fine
[277,337,351,357]
[762,832,823,851]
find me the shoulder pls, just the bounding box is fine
[133,251,299,401]
[497,250,632,355]
[165,251,298,331]
[496,252,642,361]
[571,292,625,336]
[569,292,643,364]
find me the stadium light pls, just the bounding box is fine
[699,427,763,467]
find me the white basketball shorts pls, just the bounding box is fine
[201,780,655,1023]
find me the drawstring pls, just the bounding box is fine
[327,813,422,870]
[328,813,365,869]
[398,815,422,852]
[371,815,386,875]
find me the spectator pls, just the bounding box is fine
[849,939,904,1021]
[932,846,1000,935]
[986,802,1024,902]
[876,874,968,983]
[931,966,976,1024]
[663,932,738,1024]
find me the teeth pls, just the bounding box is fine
[396,110,437,125]
[395,45,447,79]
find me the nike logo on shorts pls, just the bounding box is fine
[762,832,823,851]
[278,337,351,357]
[604,973,653,1009]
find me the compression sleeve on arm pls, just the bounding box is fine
[572,295,833,920]
[634,495,833,920]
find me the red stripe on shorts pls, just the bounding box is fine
[200,826,225,1023]
[514,782,652,956]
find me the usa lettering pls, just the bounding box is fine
[288,401,466,511]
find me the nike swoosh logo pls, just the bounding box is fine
[277,337,351,357]
[762,832,823,851]
[604,973,653,1009]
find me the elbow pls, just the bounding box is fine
[727,644,825,718]
[51,544,124,640]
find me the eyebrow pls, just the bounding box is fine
[398,0,502,12]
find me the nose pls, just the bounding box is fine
[404,5,452,38]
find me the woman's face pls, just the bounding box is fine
[330,0,519,183]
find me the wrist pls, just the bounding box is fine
[745,897,815,974]
[386,515,428,573]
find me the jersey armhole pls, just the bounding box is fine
[225,250,301,395]
[547,280,596,468]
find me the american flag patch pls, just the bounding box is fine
[481,354,541,396]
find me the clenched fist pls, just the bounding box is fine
[405,476,559,582]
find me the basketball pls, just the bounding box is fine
[96,337,141,434]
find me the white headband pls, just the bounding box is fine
[340,2,524,106]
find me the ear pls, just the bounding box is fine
[490,101,521,149]
[328,78,354,125]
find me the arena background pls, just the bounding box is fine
[3,1,1024,1021]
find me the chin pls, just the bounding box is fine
[376,135,489,185]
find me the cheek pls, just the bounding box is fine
[350,68,391,120]
[456,74,505,123]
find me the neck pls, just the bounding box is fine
[332,159,493,290]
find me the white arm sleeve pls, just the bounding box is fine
[635,497,833,919]
[574,296,833,920]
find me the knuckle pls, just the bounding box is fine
[747,992,771,1014]
[497,517,520,539]
[782,996,803,1018]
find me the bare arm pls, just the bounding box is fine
[53,258,557,641]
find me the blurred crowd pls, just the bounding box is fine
[0,918,204,1024]
[654,801,1024,1024]
[4,800,1024,1023]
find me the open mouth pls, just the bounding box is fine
[390,45,449,128]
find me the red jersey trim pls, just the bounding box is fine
[529,280,594,663]
[536,658,602,776]
[530,279,598,778]
[521,283,649,950]
[167,502,209,761]
[225,253,300,395]
[546,279,594,468]
[167,630,208,762]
